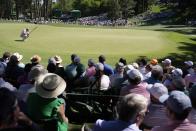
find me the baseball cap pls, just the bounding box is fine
[127,69,142,80]
[96,63,104,71]
[159,91,192,114]
[184,61,193,67]
[74,56,80,63]
[150,59,158,65]
[147,83,168,100]
[162,59,171,64]
[172,68,183,77]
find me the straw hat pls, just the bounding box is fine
[30,55,41,64]
[54,55,62,64]
[36,73,66,98]
[13,52,23,61]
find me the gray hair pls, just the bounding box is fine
[117,94,148,122]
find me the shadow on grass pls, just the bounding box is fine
[136,36,196,67]
[159,40,196,67]
[14,40,24,42]
[153,28,196,36]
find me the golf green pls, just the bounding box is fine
[0,23,187,66]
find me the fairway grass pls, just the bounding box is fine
[0,23,194,66]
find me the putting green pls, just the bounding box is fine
[0,23,182,65]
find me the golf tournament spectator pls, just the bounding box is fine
[152,91,196,131]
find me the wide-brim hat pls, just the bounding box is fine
[36,73,66,98]
[54,55,62,64]
[13,52,23,61]
[31,55,41,64]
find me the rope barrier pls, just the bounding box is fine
[65,92,122,98]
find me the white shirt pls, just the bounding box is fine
[100,75,110,91]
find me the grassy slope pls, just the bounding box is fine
[0,23,194,66]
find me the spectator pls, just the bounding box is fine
[85,59,96,78]
[143,64,152,80]
[73,56,85,80]
[169,78,188,94]
[64,54,78,82]
[0,62,16,92]
[17,63,32,85]
[132,62,139,69]
[0,51,11,67]
[99,55,114,76]
[188,85,196,124]
[138,58,148,76]
[4,55,24,88]
[150,58,158,66]
[184,65,196,89]
[27,73,68,131]
[54,55,65,78]
[145,65,163,84]
[18,65,48,102]
[95,63,110,91]
[163,68,183,89]
[110,62,125,90]
[143,83,169,128]
[30,55,41,67]
[162,58,174,74]
[47,57,56,73]
[152,91,196,131]
[120,69,150,101]
[119,57,127,65]
[183,61,194,77]
[0,88,42,131]
[93,94,148,131]
[13,52,25,68]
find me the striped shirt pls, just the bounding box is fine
[120,82,150,101]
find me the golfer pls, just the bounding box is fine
[20,28,30,41]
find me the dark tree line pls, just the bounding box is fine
[4,0,196,21]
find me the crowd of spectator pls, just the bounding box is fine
[0,51,196,131]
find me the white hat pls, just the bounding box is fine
[184,61,193,67]
[13,52,23,61]
[36,73,66,98]
[162,59,171,64]
[100,75,110,91]
[96,63,104,71]
[147,83,168,100]
[132,62,139,69]
[172,68,183,77]
[125,64,134,74]
[127,69,142,80]
[0,63,5,76]
[54,55,62,64]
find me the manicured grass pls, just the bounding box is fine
[0,23,195,66]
